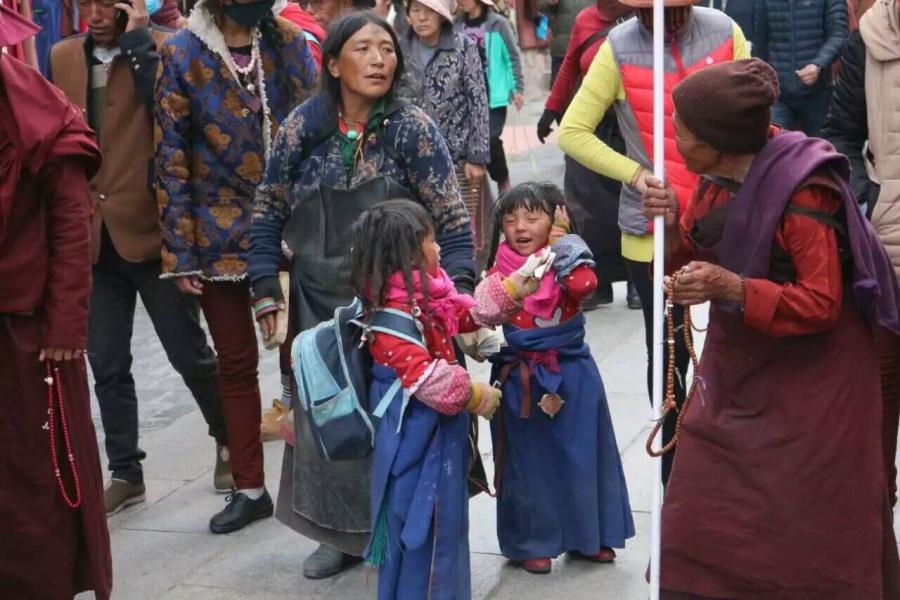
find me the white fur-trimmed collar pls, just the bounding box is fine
[186,0,241,84]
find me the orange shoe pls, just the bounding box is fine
[520,558,552,574]
[260,399,290,442]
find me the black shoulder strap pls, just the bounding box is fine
[575,23,616,58]
[784,204,847,236]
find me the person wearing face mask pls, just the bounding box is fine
[155,0,317,533]
[49,0,235,517]
[249,11,475,580]
[558,0,749,486]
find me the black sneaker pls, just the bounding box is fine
[209,490,274,534]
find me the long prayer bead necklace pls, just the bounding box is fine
[45,361,82,509]
[646,267,703,458]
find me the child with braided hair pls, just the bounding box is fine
[484,182,635,574]
[349,199,551,600]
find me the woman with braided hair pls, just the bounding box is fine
[643,58,900,598]
[155,0,318,533]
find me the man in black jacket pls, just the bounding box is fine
[822,27,876,210]
[754,0,848,136]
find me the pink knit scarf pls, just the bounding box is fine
[493,241,561,320]
[383,268,475,337]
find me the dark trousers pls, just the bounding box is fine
[550,54,564,89]
[488,107,510,185]
[625,258,690,486]
[875,326,900,508]
[771,89,833,137]
[89,239,225,484]
[563,155,627,286]
[199,280,264,489]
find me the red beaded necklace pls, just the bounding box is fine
[45,361,82,509]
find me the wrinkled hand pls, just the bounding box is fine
[641,175,679,227]
[115,0,150,32]
[795,64,821,86]
[469,383,501,419]
[536,109,561,144]
[175,275,203,296]
[464,162,486,181]
[39,348,84,362]
[664,261,743,306]
[513,93,524,111]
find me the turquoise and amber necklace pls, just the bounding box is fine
[337,111,367,173]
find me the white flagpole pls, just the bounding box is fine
[649,0,666,597]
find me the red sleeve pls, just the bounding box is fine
[369,332,472,415]
[561,263,598,301]
[457,305,479,334]
[370,333,434,389]
[43,159,93,349]
[545,31,585,113]
[743,186,844,337]
[309,42,323,69]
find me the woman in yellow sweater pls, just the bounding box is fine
[558,0,749,484]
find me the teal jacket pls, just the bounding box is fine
[454,11,524,109]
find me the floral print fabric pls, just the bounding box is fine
[396,28,490,166]
[155,9,317,280]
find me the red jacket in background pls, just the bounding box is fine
[545,5,615,114]
[279,2,325,67]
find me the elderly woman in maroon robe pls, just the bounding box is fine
[643,58,900,598]
[0,6,111,599]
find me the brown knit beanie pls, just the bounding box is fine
[672,58,780,155]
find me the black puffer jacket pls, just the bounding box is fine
[754,0,848,99]
[822,28,880,211]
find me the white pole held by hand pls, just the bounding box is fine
[650,0,666,597]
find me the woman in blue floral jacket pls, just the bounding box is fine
[155,0,317,533]
[396,0,491,253]
[248,11,476,581]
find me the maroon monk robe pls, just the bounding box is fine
[0,54,111,600]
[659,174,900,599]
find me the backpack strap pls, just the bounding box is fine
[366,307,427,349]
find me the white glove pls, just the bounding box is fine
[515,248,556,280]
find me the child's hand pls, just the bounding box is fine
[468,383,501,419]
[553,205,570,230]
[507,248,556,298]
[550,205,571,244]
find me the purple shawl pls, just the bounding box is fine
[717,130,900,334]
